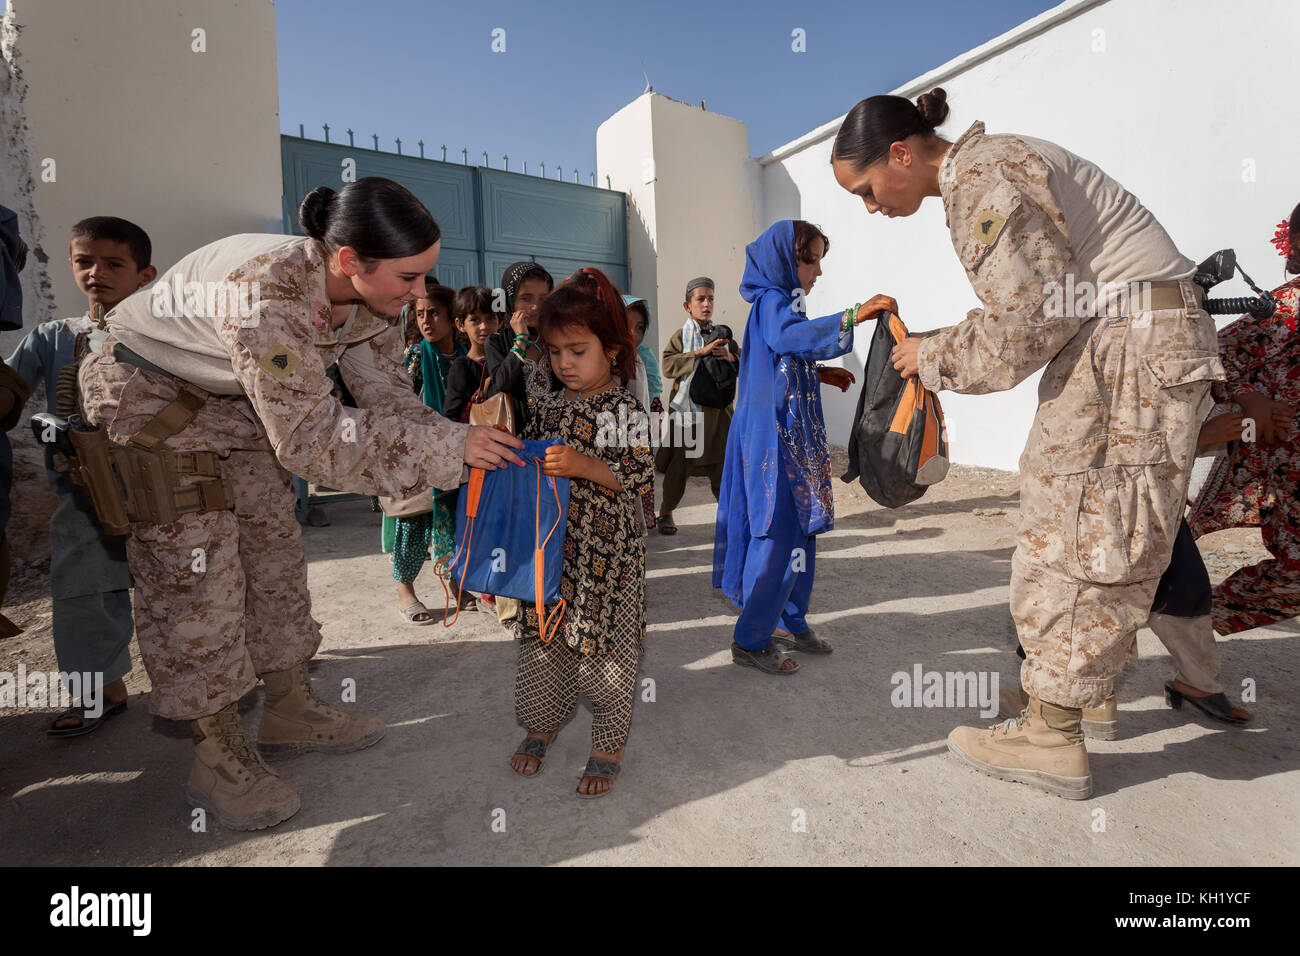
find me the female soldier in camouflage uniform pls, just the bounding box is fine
[833,90,1221,799]
[78,178,524,829]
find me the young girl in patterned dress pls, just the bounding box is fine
[1190,205,1300,634]
[508,271,654,798]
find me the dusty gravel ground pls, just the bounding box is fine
[1,431,1296,866]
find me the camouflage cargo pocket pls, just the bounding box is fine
[1047,431,1175,586]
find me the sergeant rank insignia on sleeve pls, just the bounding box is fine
[259,342,302,381]
[974,208,1008,246]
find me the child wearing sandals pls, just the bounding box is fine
[384,279,469,624]
[508,269,653,798]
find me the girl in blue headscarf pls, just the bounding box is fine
[714,220,896,674]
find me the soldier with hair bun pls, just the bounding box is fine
[833,89,1222,799]
[78,177,524,830]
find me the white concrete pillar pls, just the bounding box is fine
[598,93,761,359]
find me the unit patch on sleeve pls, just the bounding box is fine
[258,342,303,381]
[973,208,1008,247]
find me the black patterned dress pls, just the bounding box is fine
[512,385,654,752]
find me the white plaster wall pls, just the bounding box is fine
[0,0,282,353]
[0,10,54,336]
[598,93,760,359]
[597,95,660,342]
[761,0,1300,472]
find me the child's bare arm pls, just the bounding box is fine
[542,445,623,491]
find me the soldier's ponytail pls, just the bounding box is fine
[832,88,949,170]
[297,178,441,262]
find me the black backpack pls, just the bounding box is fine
[688,324,737,408]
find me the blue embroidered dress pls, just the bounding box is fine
[712,220,855,650]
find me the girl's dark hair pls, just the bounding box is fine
[1287,201,1300,275]
[624,299,650,333]
[793,221,829,264]
[540,273,636,382]
[298,177,440,261]
[832,88,949,171]
[452,284,496,319]
[421,280,455,317]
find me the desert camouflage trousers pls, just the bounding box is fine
[80,350,322,720]
[1013,283,1222,708]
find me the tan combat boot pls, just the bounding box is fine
[258,661,386,756]
[947,697,1093,800]
[998,682,1117,740]
[185,702,301,831]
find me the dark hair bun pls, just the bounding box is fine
[916,88,949,129]
[298,186,336,240]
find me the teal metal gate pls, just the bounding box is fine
[280,136,628,291]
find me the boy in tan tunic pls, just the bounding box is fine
[655,277,739,534]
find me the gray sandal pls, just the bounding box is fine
[576,757,621,799]
[731,641,799,675]
[511,734,551,777]
[401,601,435,625]
[771,628,832,654]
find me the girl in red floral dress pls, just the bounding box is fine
[1190,204,1300,634]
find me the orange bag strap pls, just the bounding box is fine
[436,467,484,628]
[534,461,566,643]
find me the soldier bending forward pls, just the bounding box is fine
[77,178,524,829]
[832,90,1221,799]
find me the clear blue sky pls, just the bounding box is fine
[274,0,1061,175]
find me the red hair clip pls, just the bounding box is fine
[1272,220,1293,260]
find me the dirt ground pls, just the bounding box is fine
[1,434,1296,866]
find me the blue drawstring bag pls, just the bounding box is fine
[441,437,569,639]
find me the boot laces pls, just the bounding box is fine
[212,708,265,771]
[299,674,343,718]
[991,705,1032,735]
